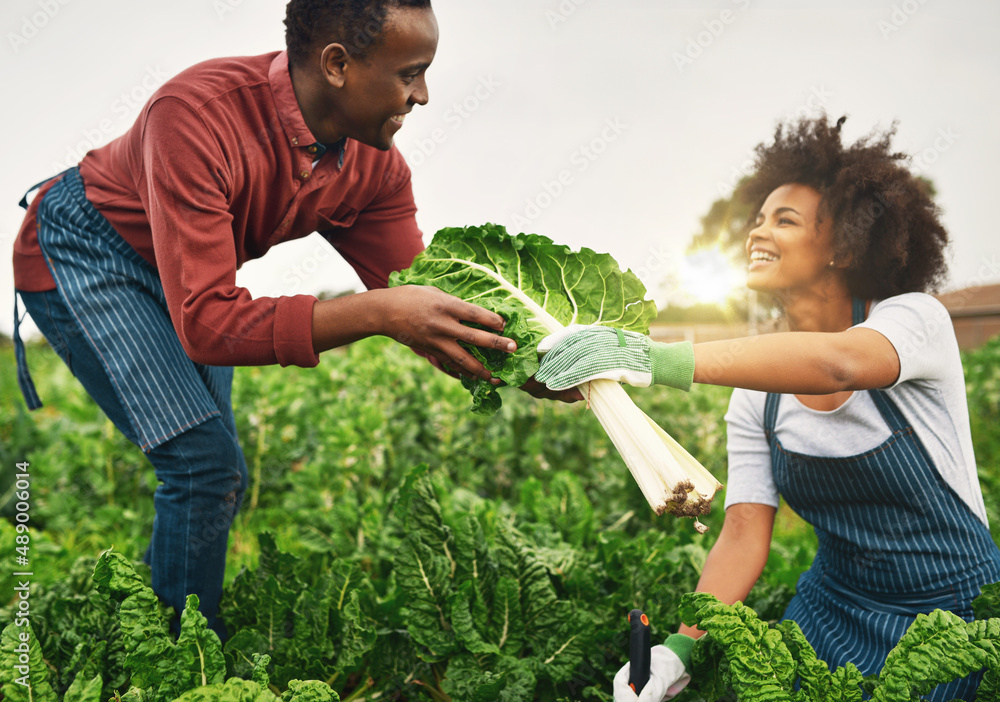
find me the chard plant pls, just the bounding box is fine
[391,224,722,519]
[679,585,1000,702]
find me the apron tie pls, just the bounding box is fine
[13,293,42,410]
[12,169,72,411]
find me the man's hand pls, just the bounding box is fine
[312,285,517,383]
[518,376,584,403]
[613,643,691,702]
[373,285,518,383]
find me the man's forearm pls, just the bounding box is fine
[311,289,388,354]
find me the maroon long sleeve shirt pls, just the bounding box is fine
[14,51,424,368]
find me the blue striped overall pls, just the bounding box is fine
[766,299,1000,701]
[14,167,248,637]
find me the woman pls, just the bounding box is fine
[535,114,1000,701]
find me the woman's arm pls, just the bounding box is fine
[692,327,900,395]
[679,502,776,639]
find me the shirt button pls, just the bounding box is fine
[307,145,318,154]
[300,170,310,179]
[291,137,299,145]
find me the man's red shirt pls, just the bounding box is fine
[13,51,424,369]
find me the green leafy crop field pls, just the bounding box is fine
[2,336,999,701]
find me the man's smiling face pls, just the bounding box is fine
[332,6,438,150]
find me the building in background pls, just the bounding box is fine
[651,284,1000,350]
[935,284,1000,350]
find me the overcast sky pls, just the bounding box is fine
[2,0,999,339]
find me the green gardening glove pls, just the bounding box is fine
[535,324,695,392]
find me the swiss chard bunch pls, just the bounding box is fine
[679,587,1000,702]
[391,224,722,519]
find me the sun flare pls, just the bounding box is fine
[678,249,746,306]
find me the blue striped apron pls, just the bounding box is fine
[766,299,1000,701]
[15,167,233,452]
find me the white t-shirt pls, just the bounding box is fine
[723,292,989,526]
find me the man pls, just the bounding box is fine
[12,0,566,637]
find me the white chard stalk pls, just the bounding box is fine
[531,311,723,521]
[586,379,722,521]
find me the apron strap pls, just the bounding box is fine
[13,293,43,410]
[852,297,867,326]
[850,298,909,432]
[12,170,72,409]
[763,391,781,437]
[18,168,72,210]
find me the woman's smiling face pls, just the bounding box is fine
[745,183,838,294]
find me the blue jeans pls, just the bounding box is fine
[18,287,248,638]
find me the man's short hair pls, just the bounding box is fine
[285,0,432,67]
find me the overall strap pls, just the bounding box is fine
[764,392,781,437]
[13,293,42,410]
[851,297,910,433]
[18,168,72,209]
[852,297,867,326]
[868,389,911,434]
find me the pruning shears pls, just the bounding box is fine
[628,609,651,694]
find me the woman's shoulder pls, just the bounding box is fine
[868,291,949,319]
[863,292,956,348]
[863,292,961,387]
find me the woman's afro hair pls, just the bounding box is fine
[735,114,950,298]
[285,0,431,67]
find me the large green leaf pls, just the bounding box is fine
[334,589,377,671]
[776,619,863,702]
[393,467,458,661]
[0,622,59,702]
[175,594,226,689]
[680,592,796,701]
[873,610,990,702]
[440,653,537,702]
[972,582,1000,620]
[93,551,226,701]
[452,513,498,629]
[395,536,457,661]
[390,223,657,413]
[489,576,525,656]
[63,672,104,702]
[495,520,561,648]
[172,677,277,701]
[449,581,501,655]
[280,679,341,701]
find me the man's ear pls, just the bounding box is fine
[320,43,350,88]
